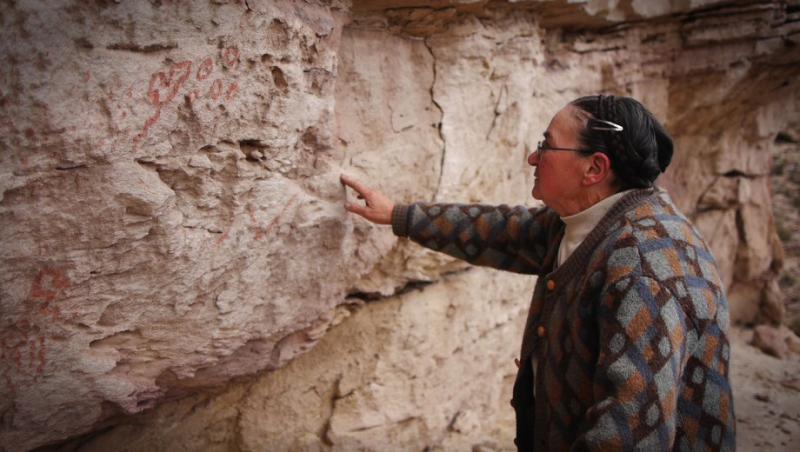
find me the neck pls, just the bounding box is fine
[556,185,618,217]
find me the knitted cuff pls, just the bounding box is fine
[391,204,410,237]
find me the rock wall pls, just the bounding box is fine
[1,1,798,450]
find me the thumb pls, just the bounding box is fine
[345,203,368,217]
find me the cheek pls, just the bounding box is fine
[539,159,558,176]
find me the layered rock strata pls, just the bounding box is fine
[1,0,798,450]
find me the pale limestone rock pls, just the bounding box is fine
[1,1,355,449]
[1,1,799,450]
[751,324,800,359]
[71,268,530,452]
[694,208,738,291]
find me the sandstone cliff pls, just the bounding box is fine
[1,0,798,450]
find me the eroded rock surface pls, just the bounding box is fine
[1,0,799,450]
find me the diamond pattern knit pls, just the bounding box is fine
[391,188,735,451]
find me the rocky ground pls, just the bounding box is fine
[731,326,800,451]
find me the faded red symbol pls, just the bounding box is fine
[134,46,241,144]
[214,228,231,247]
[248,195,299,241]
[30,266,69,321]
[1,267,71,392]
[222,46,240,69]
[197,58,214,81]
[225,82,239,101]
[208,79,223,101]
[136,60,192,143]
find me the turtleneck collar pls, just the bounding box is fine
[557,189,635,266]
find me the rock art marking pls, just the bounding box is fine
[135,46,241,144]
[1,267,70,392]
[248,195,299,241]
[30,266,70,318]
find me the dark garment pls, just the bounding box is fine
[392,188,735,451]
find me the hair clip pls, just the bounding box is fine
[590,119,623,132]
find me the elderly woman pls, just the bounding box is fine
[341,95,735,451]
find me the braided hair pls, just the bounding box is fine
[571,95,673,189]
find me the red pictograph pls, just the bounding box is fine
[222,46,240,69]
[247,195,299,241]
[30,266,69,321]
[1,267,71,391]
[208,79,223,101]
[197,57,214,81]
[136,60,192,143]
[225,82,239,101]
[135,46,241,144]
[147,60,192,107]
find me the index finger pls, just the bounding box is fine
[340,174,369,195]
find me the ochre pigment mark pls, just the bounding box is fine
[136,60,192,143]
[148,61,192,106]
[225,82,239,101]
[208,79,223,101]
[248,195,299,241]
[222,46,240,69]
[197,57,214,81]
[214,228,231,247]
[134,46,241,144]
[30,266,70,321]
[249,206,266,240]
[1,267,71,391]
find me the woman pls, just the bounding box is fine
[341,95,735,451]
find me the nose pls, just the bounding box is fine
[527,149,539,167]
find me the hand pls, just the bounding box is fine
[340,174,395,225]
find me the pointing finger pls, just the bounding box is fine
[340,174,369,196]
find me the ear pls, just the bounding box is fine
[582,152,613,186]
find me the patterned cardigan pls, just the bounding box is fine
[391,188,735,451]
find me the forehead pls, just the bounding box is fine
[545,105,582,143]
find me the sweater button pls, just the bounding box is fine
[537,325,546,337]
[546,279,556,291]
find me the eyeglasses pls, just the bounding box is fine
[534,141,589,158]
[534,119,623,158]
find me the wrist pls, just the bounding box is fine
[391,204,409,236]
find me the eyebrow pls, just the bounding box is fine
[543,131,551,139]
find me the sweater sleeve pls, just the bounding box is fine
[391,202,558,275]
[572,274,690,451]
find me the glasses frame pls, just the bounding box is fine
[534,118,623,158]
[535,141,590,158]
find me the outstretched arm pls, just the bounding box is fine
[341,174,559,275]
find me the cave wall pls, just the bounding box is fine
[1,0,799,450]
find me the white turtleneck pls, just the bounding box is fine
[557,189,635,267]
